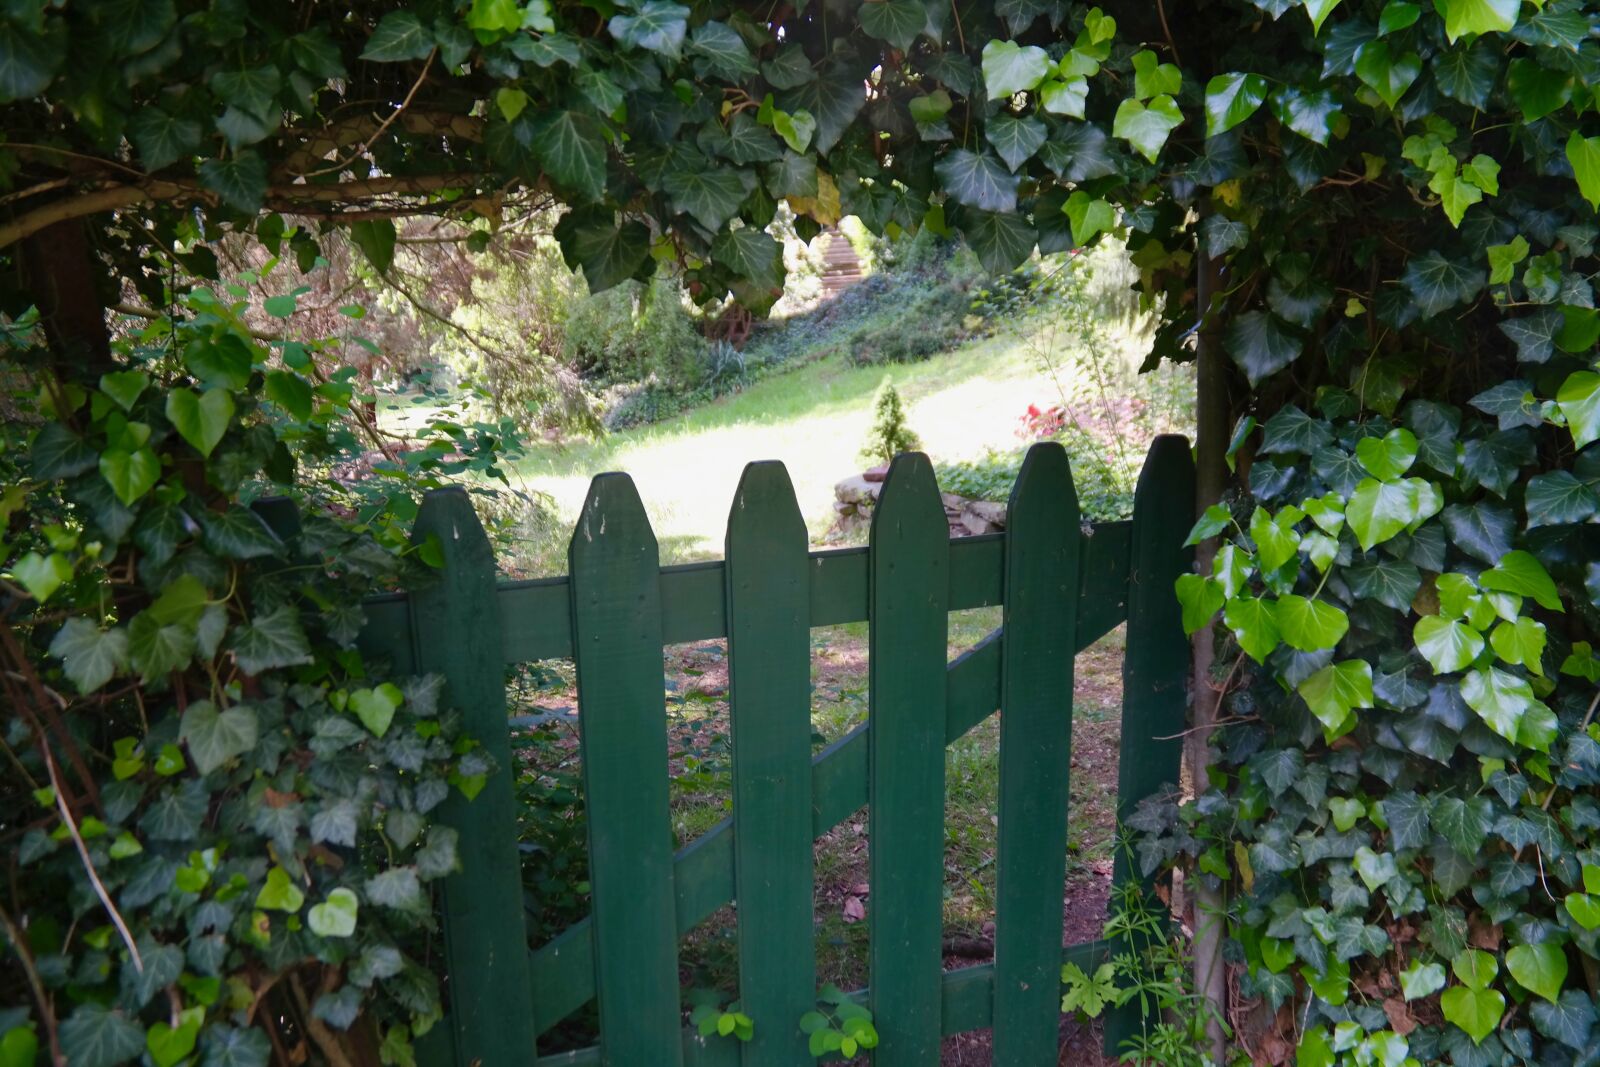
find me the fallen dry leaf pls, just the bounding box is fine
[842,896,866,923]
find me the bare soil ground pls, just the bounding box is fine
[515,613,1127,1065]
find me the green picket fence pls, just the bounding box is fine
[357,435,1193,1067]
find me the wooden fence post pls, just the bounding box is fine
[409,487,536,1067]
[867,453,949,1066]
[1102,435,1195,1055]
[725,462,816,1066]
[992,443,1081,1066]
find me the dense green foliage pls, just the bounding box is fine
[9,0,1600,1060]
[0,276,523,1066]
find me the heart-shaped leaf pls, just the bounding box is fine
[349,682,403,737]
[166,387,235,457]
[255,865,305,912]
[307,887,360,938]
[1506,942,1567,1004]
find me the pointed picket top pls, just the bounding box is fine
[871,450,945,538]
[1006,441,1079,533]
[726,460,806,555]
[568,472,658,570]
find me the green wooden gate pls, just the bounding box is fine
[357,435,1193,1067]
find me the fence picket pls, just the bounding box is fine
[724,462,815,1066]
[409,488,535,1067]
[866,453,949,1065]
[568,474,683,1065]
[992,444,1081,1065]
[1102,434,1195,1054]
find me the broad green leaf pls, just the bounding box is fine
[1112,94,1182,163]
[1506,942,1566,1004]
[1479,550,1563,612]
[608,1,689,57]
[531,110,608,202]
[264,371,314,422]
[365,866,425,910]
[553,210,650,293]
[981,39,1051,98]
[1298,1027,1334,1067]
[955,208,1037,273]
[28,423,98,479]
[689,21,757,78]
[1130,50,1181,100]
[1354,40,1421,109]
[1460,665,1534,743]
[58,1005,145,1067]
[859,0,926,51]
[495,87,529,122]
[771,109,815,154]
[12,551,70,602]
[1487,235,1529,285]
[1213,542,1252,597]
[128,612,195,683]
[1490,616,1546,675]
[1224,595,1281,663]
[1346,478,1418,550]
[1355,428,1418,479]
[1507,57,1571,121]
[0,21,64,103]
[230,605,313,674]
[985,114,1046,171]
[908,90,953,124]
[1328,797,1365,831]
[1204,73,1268,137]
[307,888,360,938]
[1304,0,1342,33]
[1226,310,1302,385]
[350,682,403,737]
[1441,986,1504,1044]
[1276,595,1349,651]
[1438,0,1518,40]
[99,447,160,506]
[1040,77,1088,117]
[166,388,234,457]
[1271,86,1342,145]
[1186,503,1233,545]
[1298,660,1373,734]
[1175,574,1224,635]
[361,12,432,61]
[1401,250,1485,318]
[145,1017,200,1067]
[934,150,1020,212]
[1558,371,1600,450]
[179,700,259,775]
[713,228,783,290]
[1568,133,1600,211]
[49,618,129,693]
[1353,846,1398,892]
[256,865,305,911]
[1531,990,1598,1051]
[1400,960,1446,1000]
[1063,191,1116,246]
[663,166,756,231]
[1414,615,1484,674]
[1565,893,1600,930]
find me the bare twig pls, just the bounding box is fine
[41,743,143,973]
[0,899,64,1066]
[299,49,439,179]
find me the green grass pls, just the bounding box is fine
[504,332,1074,568]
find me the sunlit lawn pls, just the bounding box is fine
[502,331,1068,562]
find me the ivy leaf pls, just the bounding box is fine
[1346,478,1418,551]
[197,152,267,213]
[712,228,783,290]
[688,21,756,79]
[49,618,129,694]
[859,0,926,52]
[1433,41,1497,108]
[1355,428,1417,479]
[1225,596,1281,663]
[1304,0,1342,34]
[365,867,425,910]
[1353,40,1421,109]
[956,209,1036,273]
[0,20,63,102]
[230,606,313,674]
[1204,73,1268,137]
[1567,133,1600,211]
[1226,310,1301,385]
[934,150,1020,212]
[1559,371,1600,450]
[1479,551,1563,612]
[1112,94,1182,163]
[1505,942,1566,1004]
[165,388,235,458]
[59,1005,145,1067]
[99,448,160,507]
[663,166,755,231]
[1507,57,1571,121]
[198,1025,269,1067]
[1441,502,1514,565]
[1271,86,1341,145]
[1277,596,1348,652]
[1383,791,1431,849]
[307,888,360,939]
[1040,77,1088,117]
[1063,191,1116,247]
[980,39,1051,98]
[553,210,650,293]
[1460,666,1535,743]
[530,111,608,202]
[1176,574,1224,635]
[608,1,689,58]
[361,12,433,61]
[762,45,814,90]
[1526,471,1599,528]
[1346,559,1420,611]
[1298,660,1373,734]
[179,701,259,775]
[1415,616,1484,674]
[201,508,282,560]
[1437,0,1518,41]
[128,109,202,172]
[128,612,196,683]
[1401,251,1485,319]
[1131,50,1182,100]
[29,423,99,478]
[1441,985,1505,1045]
[985,114,1046,171]
[256,865,305,912]
[1530,990,1597,1050]
[13,551,70,602]
[1400,960,1447,1000]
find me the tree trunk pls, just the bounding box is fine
[21,219,114,377]
[1188,242,1231,1066]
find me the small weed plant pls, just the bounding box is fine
[688,990,754,1043]
[800,984,879,1058]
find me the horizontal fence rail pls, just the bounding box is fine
[358,436,1194,1067]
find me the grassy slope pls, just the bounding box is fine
[508,330,1065,564]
